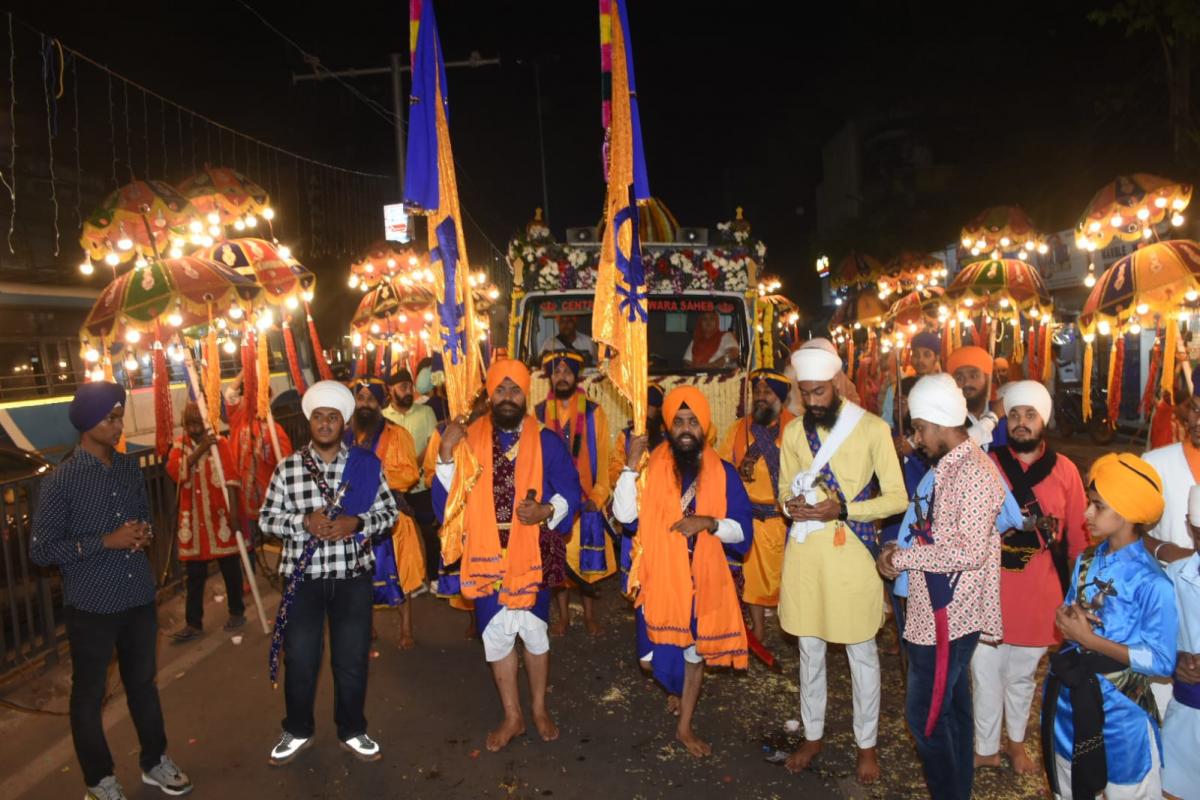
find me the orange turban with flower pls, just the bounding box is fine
[485,358,531,396]
[663,386,711,434]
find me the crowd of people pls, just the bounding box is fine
[24,330,1200,800]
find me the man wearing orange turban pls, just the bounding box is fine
[947,345,1007,451]
[431,359,582,752]
[535,349,614,636]
[614,386,753,758]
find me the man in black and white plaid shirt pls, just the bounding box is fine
[259,381,398,766]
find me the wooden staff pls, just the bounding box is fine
[176,333,270,634]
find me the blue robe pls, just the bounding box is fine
[431,424,581,634]
[633,460,754,696]
[1047,540,1178,787]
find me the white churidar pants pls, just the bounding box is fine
[798,635,880,748]
[970,642,1047,755]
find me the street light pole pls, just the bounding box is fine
[533,62,550,225]
[292,52,500,203]
[390,52,406,199]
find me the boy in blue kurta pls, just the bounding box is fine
[1041,453,1178,800]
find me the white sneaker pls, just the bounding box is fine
[141,755,192,796]
[340,734,382,761]
[429,579,440,595]
[85,776,127,800]
[268,732,311,765]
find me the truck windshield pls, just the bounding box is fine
[519,293,748,374]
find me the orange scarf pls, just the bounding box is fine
[632,442,748,669]
[731,409,795,466]
[1184,439,1200,484]
[459,416,544,609]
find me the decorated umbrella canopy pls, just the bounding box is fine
[81,256,261,343]
[80,180,198,269]
[830,291,888,332]
[349,241,425,289]
[1076,240,1200,427]
[830,251,883,290]
[177,165,273,231]
[1078,240,1200,332]
[1075,174,1193,252]
[203,237,314,309]
[945,258,1052,318]
[959,206,1048,261]
[878,252,947,298]
[886,285,946,328]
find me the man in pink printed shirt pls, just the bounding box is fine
[878,373,1005,800]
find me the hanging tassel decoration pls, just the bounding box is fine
[305,301,334,381]
[1140,334,1161,419]
[283,318,307,393]
[1040,320,1053,384]
[845,334,855,379]
[241,324,258,429]
[1026,323,1038,379]
[257,325,270,422]
[204,323,222,431]
[1082,337,1094,421]
[1107,335,1125,426]
[1161,318,1179,398]
[152,336,173,458]
[1012,316,1024,370]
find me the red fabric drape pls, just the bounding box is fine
[305,302,334,382]
[283,319,307,393]
[153,338,173,458]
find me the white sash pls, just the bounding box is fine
[788,402,866,543]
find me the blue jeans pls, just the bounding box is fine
[905,632,980,800]
[282,573,373,741]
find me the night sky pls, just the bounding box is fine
[5,0,1185,326]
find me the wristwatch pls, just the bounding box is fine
[837,500,849,522]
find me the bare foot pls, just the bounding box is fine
[856,747,881,785]
[399,633,416,650]
[485,715,526,752]
[549,617,568,637]
[784,739,822,773]
[974,752,1003,768]
[1006,741,1038,774]
[666,695,681,716]
[464,618,478,640]
[752,626,766,645]
[675,725,712,757]
[532,709,559,742]
[584,617,601,637]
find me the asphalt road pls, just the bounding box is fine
[0,434,1112,800]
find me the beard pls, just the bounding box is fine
[752,402,779,426]
[646,414,665,448]
[1009,432,1043,454]
[393,393,414,410]
[491,400,526,430]
[804,396,842,429]
[353,406,382,432]
[668,430,703,474]
[553,380,577,400]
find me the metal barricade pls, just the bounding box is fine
[0,452,180,680]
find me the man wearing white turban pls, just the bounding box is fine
[778,339,907,785]
[878,373,1006,800]
[972,380,1089,774]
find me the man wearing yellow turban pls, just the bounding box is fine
[615,386,753,758]
[432,359,582,753]
[1042,453,1178,800]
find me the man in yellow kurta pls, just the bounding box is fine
[777,340,907,785]
[350,380,423,649]
[535,350,614,636]
[718,369,794,644]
